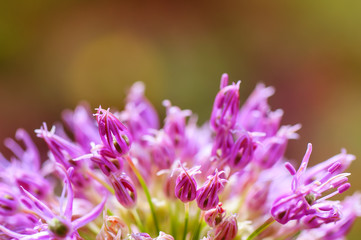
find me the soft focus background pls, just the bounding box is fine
[1,1,361,238]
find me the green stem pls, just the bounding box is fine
[131,209,146,233]
[126,156,160,234]
[169,201,176,237]
[192,210,203,240]
[183,203,189,240]
[246,217,275,240]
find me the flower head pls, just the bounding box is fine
[0,74,359,240]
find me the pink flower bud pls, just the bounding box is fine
[196,170,227,210]
[204,202,226,227]
[96,107,132,156]
[210,74,240,131]
[109,173,137,208]
[175,166,200,203]
[213,215,238,240]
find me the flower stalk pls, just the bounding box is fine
[125,155,160,234]
[246,217,275,240]
[182,202,190,240]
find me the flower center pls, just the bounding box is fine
[48,218,69,237]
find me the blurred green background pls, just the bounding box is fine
[1,1,361,238]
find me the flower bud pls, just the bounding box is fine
[93,147,123,176]
[175,166,200,203]
[210,74,240,131]
[229,132,255,170]
[96,107,132,156]
[204,202,226,227]
[109,173,137,208]
[213,215,238,240]
[196,170,227,210]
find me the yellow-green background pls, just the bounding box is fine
[1,1,361,238]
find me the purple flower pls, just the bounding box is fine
[196,170,228,210]
[271,143,351,226]
[228,131,256,170]
[175,165,200,203]
[210,73,240,131]
[109,172,137,208]
[95,107,132,156]
[89,145,124,176]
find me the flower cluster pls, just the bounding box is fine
[0,74,360,240]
